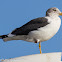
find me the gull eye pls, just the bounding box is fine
[53,9,56,11]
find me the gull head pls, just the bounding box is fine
[46,7,62,17]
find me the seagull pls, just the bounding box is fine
[0,7,62,54]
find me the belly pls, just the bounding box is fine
[27,20,61,42]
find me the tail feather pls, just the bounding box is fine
[0,35,8,39]
[0,34,15,41]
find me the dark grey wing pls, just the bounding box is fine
[11,17,49,35]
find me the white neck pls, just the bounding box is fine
[46,13,59,18]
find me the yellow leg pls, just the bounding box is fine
[39,42,42,54]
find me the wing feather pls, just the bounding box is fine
[11,17,49,35]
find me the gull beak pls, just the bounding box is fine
[59,13,62,16]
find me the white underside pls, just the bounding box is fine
[3,16,61,43]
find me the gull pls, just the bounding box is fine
[0,7,62,54]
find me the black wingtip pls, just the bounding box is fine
[0,35,8,39]
[0,36,2,39]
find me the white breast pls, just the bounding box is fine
[27,16,61,42]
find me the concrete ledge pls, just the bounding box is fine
[1,52,62,62]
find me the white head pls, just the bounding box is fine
[46,7,62,17]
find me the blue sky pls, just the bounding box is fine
[0,0,62,59]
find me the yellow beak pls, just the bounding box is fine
[59,13,62,16]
